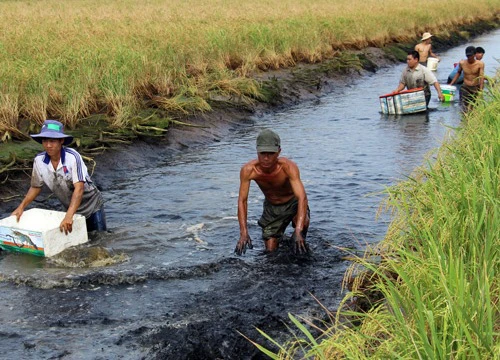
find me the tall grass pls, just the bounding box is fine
[253,78,500,358]
[1,0,499,137]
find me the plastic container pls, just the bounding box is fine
[427,57,439,71]
[0,209,88,257]
[379,87,427,115]
[441,84,457,102]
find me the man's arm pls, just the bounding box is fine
[393,82,405,93]
[285,160,309,254]
[429,45,440,61]
[433,82,444,102]
[235,165,253,255]
[60,181,84,234]
[11,186,42,222]
[450,64,463,85]
[479,62,485,90]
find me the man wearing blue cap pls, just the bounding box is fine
[11,120,107,234]
[235,129,310,255]
[450,46,485,112]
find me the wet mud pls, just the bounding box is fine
[1,235,350,359]
[135,238,348,359]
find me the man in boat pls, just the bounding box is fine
[11,120,107,234]
[394,50,444,106]
[415,32,440,66]
[235,129,309,255]
[449,46,485,112]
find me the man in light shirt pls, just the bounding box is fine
[394,50,444,107]
[12,120,107,234]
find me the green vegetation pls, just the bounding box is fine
[253,78,500,358]
[0,0,499,142]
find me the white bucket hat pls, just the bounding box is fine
[421,32,433,41]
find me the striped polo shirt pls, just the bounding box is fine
[31,147,104,218]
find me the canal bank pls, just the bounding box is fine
[1,20,499,206]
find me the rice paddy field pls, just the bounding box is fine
[0,0,499,140]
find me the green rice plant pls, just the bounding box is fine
[241,312,334,360]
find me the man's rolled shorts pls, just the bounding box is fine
[258,197,310,241]
[460,84,480,107]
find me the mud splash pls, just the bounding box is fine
[46,246,130,268]
[0,258,229,289]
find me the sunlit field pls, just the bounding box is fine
[0,0,498,138]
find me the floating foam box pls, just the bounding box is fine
[0,208,88,257]
[379,87,427,115]
[441,84,457,102]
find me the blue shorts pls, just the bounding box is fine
[86,206,107,232]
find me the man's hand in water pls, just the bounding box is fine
[292,232,308,255]
[235,234,253,256]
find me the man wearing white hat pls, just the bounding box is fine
[11,120,107,234]
[415,32,440,66]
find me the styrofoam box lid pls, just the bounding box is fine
[441,85,457,91]
[0,208,85,232]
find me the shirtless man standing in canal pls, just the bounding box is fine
[415,32,440,66]
[450,46,485,112]
[235,129,309,255]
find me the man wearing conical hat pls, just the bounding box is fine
[415,32,440,66]
[11,120,107,234]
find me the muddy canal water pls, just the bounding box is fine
[1,31,499,359]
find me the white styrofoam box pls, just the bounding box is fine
[380,87,427,115]
[441,84,457,102]
[0,208,88,257]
